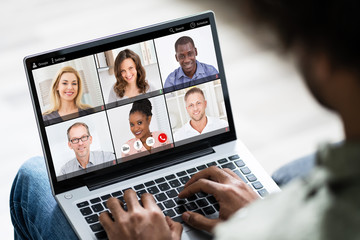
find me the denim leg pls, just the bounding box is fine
[272,154,316,188]
[10,156,78,240]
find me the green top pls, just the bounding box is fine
[215,141,360,240]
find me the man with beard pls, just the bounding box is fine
[173,87,228,142]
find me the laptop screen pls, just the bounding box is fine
[25,11,236,193]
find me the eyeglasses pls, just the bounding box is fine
[70,135,89,144]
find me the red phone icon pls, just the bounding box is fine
[158,133,167,143]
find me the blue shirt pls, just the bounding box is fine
[164,60,219,91]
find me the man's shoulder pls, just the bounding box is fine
[164,67,182,87]
[197,61,218,73]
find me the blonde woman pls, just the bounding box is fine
[108,49,155,102]
[43,66,92,122]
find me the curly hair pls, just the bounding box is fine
[129,98,153,117]
[113,49,149,98]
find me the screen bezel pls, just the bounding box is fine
[24,11,237,195]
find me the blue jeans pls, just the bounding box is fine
[10,156,78,240]
[10,155,315,239]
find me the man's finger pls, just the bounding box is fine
[166,216,183,240]
[223,168,242,181]
[182,211,219,233]
[185,166,232,187]
[124,189,141,212]
[141,193,159,211]
[99,211,114,233]
[106,197,125,221]
[178,178,224,199]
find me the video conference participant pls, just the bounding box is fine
[60,122,115,175]
[108,49,155,102]
[174,87,228,142]
[122,98,169,157]
[42,66,93,123]
[163,36,219,91]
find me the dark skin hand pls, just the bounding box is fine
[178,166,259,233]
[99,190,183,240]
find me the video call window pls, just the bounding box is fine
[96,40,163,106]
[33,56,104,125]
[166,80,229,146]
[34,21,229,181]
[107,95,173,162]
[45,112,116,180]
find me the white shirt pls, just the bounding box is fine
[173,116,228,142]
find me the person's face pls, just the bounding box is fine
[129,111,151,140]
[120,58,137,84]
[185,92,207,122]
[68,125,92,159]
[57,72,78,102]
[175,43,198,77]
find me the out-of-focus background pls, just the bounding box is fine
[0,0,343,238]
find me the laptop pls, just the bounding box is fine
[24,11,280,240]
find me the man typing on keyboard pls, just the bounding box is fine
[99,0,360,239]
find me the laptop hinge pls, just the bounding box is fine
[85,146,215,191]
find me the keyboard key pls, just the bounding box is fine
[157,202,165,210]
[169,179,181,188]
[122,187,132,193]
[85,214,98,224]
[252,181,263,190]
[163,199,176,208]
[196,198,209,207]
[240,167,251,175]
[233,170,248,183]
[91,204,104,213]
[187,194,197,201]
[221,162,236,170]
[80,207,92,216]
[172,215,184,223]
[95,230,107,240]
[234,160,245,167]
[214,203,220,211]
[144,181,155,187]
[185,202,198,211]
[176,171,187,177]
[155,177,166,183]
[102,201,108,209]
[111,190,122,197]
[258,188,269,197]
[155,193,168,201]
[147,186,160,195]
[165,174,176,180]
[163,209,176,218]
[174,205,186,214]
[194,209,205,215]
[136,189,147,198]
[229,154,240,160]
[90,222,103,232]
[77,201,89,208]
[246,174,257,182]
[174,197,186,205]
[166,189,178,198]
[196,165,207,171]
[134,184,145,190]
[158,183,171,191]
[179,176,190,185]
[186,168,197,174]
[100,194,111,201]
[176,186,184,193]
[206,195,217,204]
[206,162,217,167]
[117,196,124,203]
[196,192,208,198]
[218,158,228,164]
[90,198,101,204]
[203,206,216,215]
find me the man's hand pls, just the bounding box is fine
[99,190,182,240]
[178,166,259,233]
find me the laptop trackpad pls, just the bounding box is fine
[182,225,212,240]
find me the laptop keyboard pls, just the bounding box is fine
[76,154,269,240]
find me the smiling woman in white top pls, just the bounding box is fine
[108,49,154,102]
